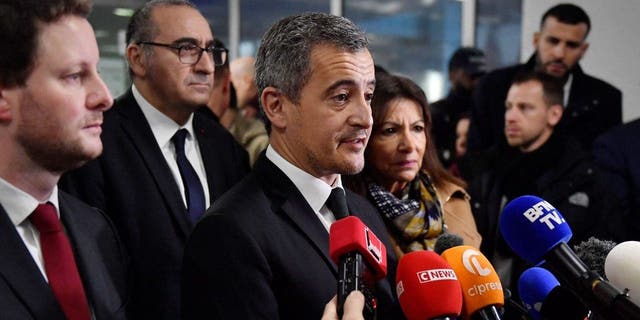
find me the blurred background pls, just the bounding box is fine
[91,0,640,121]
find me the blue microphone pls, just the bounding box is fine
[519,267,589,320]
[500,195,640,320]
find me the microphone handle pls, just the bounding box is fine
[337,252,377,320]
[593,280,640,320]
[471,306,502,320]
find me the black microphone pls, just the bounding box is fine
[434,233,464,255]
[500,195,640,320]
[573,237,616,280]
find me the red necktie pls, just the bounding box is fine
[30,203,91,320]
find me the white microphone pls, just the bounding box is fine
[605,241,640,306]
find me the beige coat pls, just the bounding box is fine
[437,181,482,249]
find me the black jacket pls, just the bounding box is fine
[469,134,619,286]
[468,54,622,153]
[60,90,250,320]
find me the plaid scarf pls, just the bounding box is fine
[368,173,444,251]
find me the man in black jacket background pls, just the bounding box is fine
[468,3,621,154]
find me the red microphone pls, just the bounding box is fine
[396,251,463,320]
[329,216,387,319]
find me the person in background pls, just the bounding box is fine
[59,0,250,318]
[230,56,261,120]
[449,114,471,178]
[182,12,402,319]
[0,0,128,318]
[592,118,640,242]
[468,71,617,303]
[468,3,621,155]
[345,70,482,257]
[199,38,232,123]
[431,47,487,168]
[200,40,268,166]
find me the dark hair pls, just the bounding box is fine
[125,0,197,77]
[541,3,591,36]
[255,12,368,132]
[512,71,564,108]
[0,0,91,87]
[345,71,466,195]
[212,38,229,84]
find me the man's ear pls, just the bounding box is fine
[533,31,541,49]
[548,103,563,127]
[0,87,16,122]
[126,44,147,78]
[261,87,287,129]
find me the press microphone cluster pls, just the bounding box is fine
[329,216,387,320]
[499,195,640,320]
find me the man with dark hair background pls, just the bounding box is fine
[468,3,621,155]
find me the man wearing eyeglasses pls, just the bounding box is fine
[60,0,250,319]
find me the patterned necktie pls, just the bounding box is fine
[326,188,349,220]
[172,129,206,223]
[30,202,91,320]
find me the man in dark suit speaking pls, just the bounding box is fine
[60,0,250,319]
[0,0,128,318]
[182,12,402,320]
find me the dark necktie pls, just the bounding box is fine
[326,188,349,220]
[30,203,91,320]
[172,129,206,223]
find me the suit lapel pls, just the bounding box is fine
[60,193,123,319]
[0,205,66,319]
[193,114,226,202]
[254,156,338,275]
[116,91,192,236]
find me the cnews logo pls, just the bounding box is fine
[416,269,458,283]
[462,249,491,276]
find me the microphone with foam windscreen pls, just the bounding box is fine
[605,241,640,306]
[395,250,462,320]
[434,233,465,255]
[499,195,640,320]
[329,216,387,319]
[441,245,504,320]
[518,267,590,320]
[574,237,617,280]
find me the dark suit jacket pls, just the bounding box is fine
[60,90,250,319]
[182,154,403,320]
[593,118,640,241]
[468,54,622,153]
[0,191,128,320]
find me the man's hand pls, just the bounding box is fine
[321,291,365,320]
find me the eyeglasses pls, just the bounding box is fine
[137,41,228,66]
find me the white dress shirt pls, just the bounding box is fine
[266,145,345,232]
[0,177,60,281]
[132,84,211,209]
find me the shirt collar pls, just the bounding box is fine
[132,84,196,147]
[0,177,60,226]
[265,145,344,212]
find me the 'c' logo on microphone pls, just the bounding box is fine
[462,249,491,276]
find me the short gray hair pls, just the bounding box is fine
[255,12,368,105]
